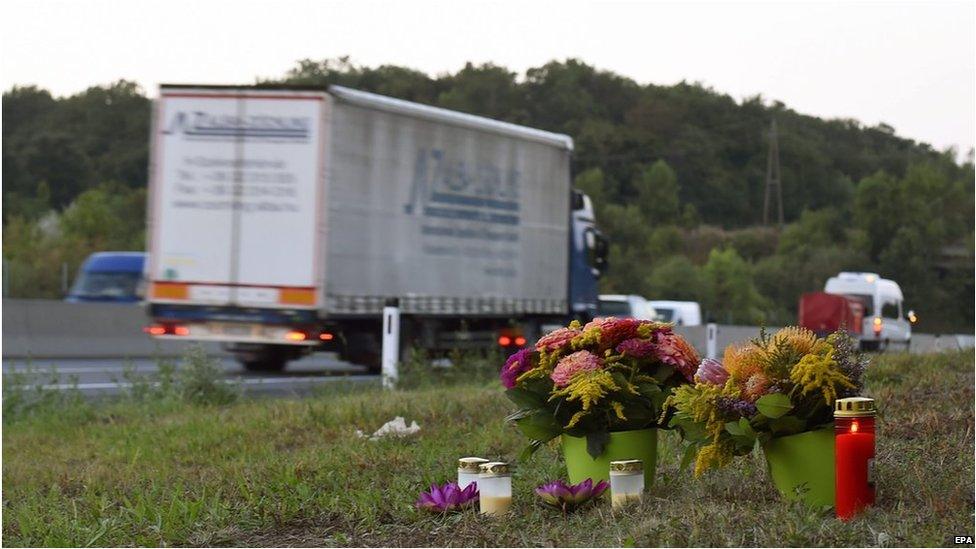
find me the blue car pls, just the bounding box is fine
[65,252,146,303]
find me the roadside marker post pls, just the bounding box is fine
[706,322,718,359]
[382,298,400,389]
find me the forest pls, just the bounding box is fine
[3,58,973,332]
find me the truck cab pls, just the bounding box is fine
[65,252,146,303]
[570,191,608,320]
[824,272,911,351]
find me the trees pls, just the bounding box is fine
[701,248,767,325]
[2,58,972,330]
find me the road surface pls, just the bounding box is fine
[1,353,377,398]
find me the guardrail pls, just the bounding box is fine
[2,299,972,359]
[2,299,224,359]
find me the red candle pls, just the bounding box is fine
[834,398,876,520]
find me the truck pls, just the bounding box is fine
[798,292,864,337]
[810,272,913,351]
[65,252,146,303]
[598,294,657,321]
[144,84,608,371]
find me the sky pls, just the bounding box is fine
[2,0,974,158]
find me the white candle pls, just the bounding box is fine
[610,459,644,508]
[457,457,489,489]
[478,462,512,516]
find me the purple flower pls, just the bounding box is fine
[535,478,609,511]
[695,358,729,386]
[616,337,655,358]
[416,481,479,513]
[500,348,536,389]
[715,396,757,418]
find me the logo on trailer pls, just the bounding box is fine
[163,111,311,141]
[403,148,520,226]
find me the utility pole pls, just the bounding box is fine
[763,118,784,227]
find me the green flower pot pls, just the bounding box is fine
[562,429,657,487]
[761,425,835,507]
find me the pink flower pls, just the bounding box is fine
[550,351,603,387]
[695,358,729,386]
[652,330,700,381]
[500,348,536,389]
[583,317,645,349]
[616,338,655,358]
[535,327,580,353]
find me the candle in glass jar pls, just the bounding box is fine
[609,459,644,508]
[834,397,876,520]
[478,462,512,516]
[457,457,489,489]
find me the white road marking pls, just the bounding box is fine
[42,375,376,391]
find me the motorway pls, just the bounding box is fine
[1,353,377,398]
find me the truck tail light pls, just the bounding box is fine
[173,325,190,336]
[872,317,882,335]
[514,336,527,346]
[319,332,334,341]
[285,330,308,341]
[497,335,512,347]
[144,324,167,336]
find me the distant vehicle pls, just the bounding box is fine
[798,292,864,336]
[144,85,608,372]
[647,300,702,326]
[65,252,146,303]
[822,272,912,351]
[598,294,657,321]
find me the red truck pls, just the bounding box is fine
[798,292,864,337]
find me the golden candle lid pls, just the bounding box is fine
[834,397,876,417]
[610,459,643,473]
[478,461,510,476]
[457,457,489,473]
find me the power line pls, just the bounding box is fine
[763,118,784,227]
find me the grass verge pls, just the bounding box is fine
[2,351,973,547]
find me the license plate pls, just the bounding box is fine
[208,322,259,337]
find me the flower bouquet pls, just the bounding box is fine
[667,327,868,505]
[501,317,698,483]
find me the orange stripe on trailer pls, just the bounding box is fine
[152,282,189,300]
[279,288,316,305]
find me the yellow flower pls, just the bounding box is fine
[669,383,727,438]
[769,326,818,356]
[610,401,627,421]
[789,349,853,405]
[549,369,620,411]
[565,410,587,429]
[694,440,735,477]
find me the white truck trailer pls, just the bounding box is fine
[145,85,607,370]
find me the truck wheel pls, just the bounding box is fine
[859,340,880,352]
[233,345,292,372]
[341,332,382,374]
[239,357,287,372]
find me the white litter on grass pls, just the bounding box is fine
[356,416,421,441]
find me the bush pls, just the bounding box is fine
[175,346,238,405]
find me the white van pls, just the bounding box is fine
[647,301,702,326]
[598,294,657,321]
[824,272,911,351]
